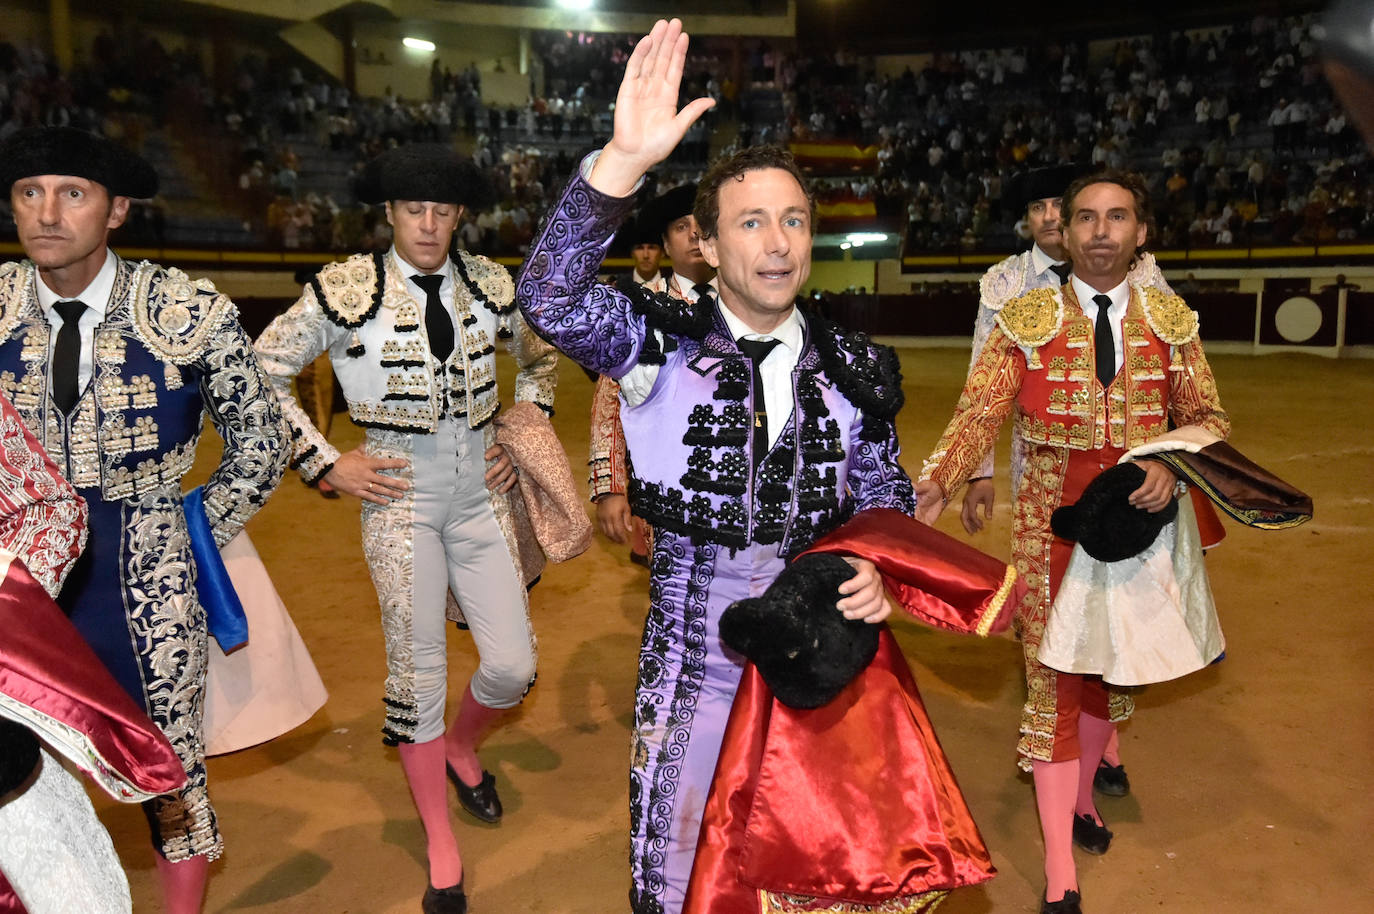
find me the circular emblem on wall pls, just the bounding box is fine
[1273,296,1323,343]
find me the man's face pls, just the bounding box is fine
[700,167,812,333]
[661,214,709,281]
[386,200,464,272]
[1026,196,1064,257]
[11,175,127,273]
[1064,181,1147,288]
[631,242,662,279]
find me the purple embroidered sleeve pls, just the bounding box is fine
[846,414,917,517]
[517,169,647,376]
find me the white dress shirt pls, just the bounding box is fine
[717,303,804,448]
[667,272,712,302]
[1029,243,1067,285]
[618,275,716,405]
[633,270,668,294]
[1070,274,1128,375]
[620,291,803,450]
[35,248,119,392]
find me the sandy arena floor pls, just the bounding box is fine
[96,346,1373,913]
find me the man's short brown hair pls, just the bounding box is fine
[1062,169,1154,252]
[693,146,817,240]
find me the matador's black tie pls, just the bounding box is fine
[52,300,87,414]
[737,337,781,475]
[411,273,454,363]
[1092,293,1116,389]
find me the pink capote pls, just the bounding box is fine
[494,401,593,584]
[684,508,1025,913]
[0,552,185,802]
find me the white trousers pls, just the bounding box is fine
[365,420,535,744]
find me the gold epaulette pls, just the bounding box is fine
[1139,285,1199,346]
[994,286,1063,349]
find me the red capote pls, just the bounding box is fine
[0,555,185,801]
[684,508,1026,913]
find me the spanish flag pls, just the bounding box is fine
[789,141,881,173]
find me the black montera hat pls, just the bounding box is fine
[356,143,497,209]
[1051,462,1178,563]
[720,553,879,710]
[641,183,697,238]
[1013,164,1079,212]
[0,127,158,198]
[622,209,663,247]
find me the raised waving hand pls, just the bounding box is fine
[589,19,716,197]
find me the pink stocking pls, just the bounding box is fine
[1076,713,1115,822]
[153,851,209,914]
[444,684,503,786]
[1032,759,1078,903]
[1102,727,1123,767]
[397,738,463,889]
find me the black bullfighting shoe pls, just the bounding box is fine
[447,764,503,823]
[1041,889,1082,914]
[1093,760,1130,797]
[1072,812,1113,855]
[422,880,466,914]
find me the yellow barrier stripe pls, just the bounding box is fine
[903,256,961,266]
[1182,249,1242,260]
[1251,246,1317,257]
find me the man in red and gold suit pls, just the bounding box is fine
[915,171,1230,914]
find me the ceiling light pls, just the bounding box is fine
[557,0,594,9]
[845,232,888,244]
[403,37,436,52]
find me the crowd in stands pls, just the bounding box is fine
[200,27,734,255]
[2,14,1371,258]
[202,14,1374,257]
[760,12,1371,251]
[0,29,190,245]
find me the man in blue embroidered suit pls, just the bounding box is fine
[0,127,287,913]
[254,144,557,914]
[517,21,914,914]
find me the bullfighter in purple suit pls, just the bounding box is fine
[517,21,915,914]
